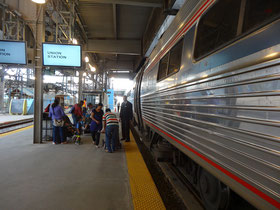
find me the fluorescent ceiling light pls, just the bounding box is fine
[265,52,279,58]
[112,71,130,73]
[31,0,46,4]
[85,56,89,63]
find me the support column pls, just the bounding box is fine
[0,75,4,113]
[33,4,45,144]
[104,71,108,93]
[78,71,83,101]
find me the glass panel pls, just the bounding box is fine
[243,0,280,32]
[157,53,169,81]
[168,39,183,75]
[194,0,241,59]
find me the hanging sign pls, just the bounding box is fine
[42,43,82,68]
[0,40,27,65]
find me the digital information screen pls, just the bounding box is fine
[42,43,82,67]
[0,40,27,65]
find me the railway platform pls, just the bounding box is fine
[0,114,33,125]
[0,126,165,210]
[0,114,34,134]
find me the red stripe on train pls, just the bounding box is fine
[143,119,280,209]
[144,0,214,73]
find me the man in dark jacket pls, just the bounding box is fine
[120,95,133,142]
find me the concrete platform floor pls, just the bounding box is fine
[0,114,33,124]
[0,128,133,210]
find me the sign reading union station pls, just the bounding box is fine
[42,43,81,68]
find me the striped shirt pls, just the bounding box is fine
[103,112,119,126]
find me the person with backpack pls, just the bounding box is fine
[49,98,66,144]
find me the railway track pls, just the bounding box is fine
[0,118,33,134]
[131,125,202,210]
[157,161,204,210]
[131,125,256,210]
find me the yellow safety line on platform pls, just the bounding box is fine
[0,125,33,137]
[124,132,166,210]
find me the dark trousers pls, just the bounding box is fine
[121,120,130,140]
[53,126,64,143]
[105,125,118,152]
[72,114,77,126]
[91,130,100,145]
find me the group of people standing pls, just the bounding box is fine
[48,95,133,153]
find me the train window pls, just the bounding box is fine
[157,53,169,81]
[194,0,241,60]
[168,39,183,75]
[243,0,280,33]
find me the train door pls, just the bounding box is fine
[135,67,145,131]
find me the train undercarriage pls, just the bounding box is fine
[139,125,256,210]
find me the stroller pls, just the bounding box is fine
[63,115,80,144]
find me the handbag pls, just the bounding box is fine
[53,119,64,127]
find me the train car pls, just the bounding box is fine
[130,0,280,209]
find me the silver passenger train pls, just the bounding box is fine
[128,0,280,209]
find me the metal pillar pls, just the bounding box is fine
[33,4,45,144]
[78,71,83,101]
[20,75,23,99]
[0,75,4,113]
[104,71,108,92]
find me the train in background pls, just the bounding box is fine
[128,0,280,209]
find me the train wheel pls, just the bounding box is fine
[198,168,230,210]
[185,158,198,185]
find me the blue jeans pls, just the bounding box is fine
[72,114,77,126]
[105,125,118,152]
[53,126,64,143]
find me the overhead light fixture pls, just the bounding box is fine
[85,56,89,63]
[265,52,279,58]
[31,0,46,4]
[114,70,130,73]
[72,38,78,44]
[89,64,96,72]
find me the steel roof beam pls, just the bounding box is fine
[108,72,136,79]
[79,0,162,8]
[112,4,117,39]
[106,60,134,70]
[85,39,141,55]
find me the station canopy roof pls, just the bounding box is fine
[77,0,163,78]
